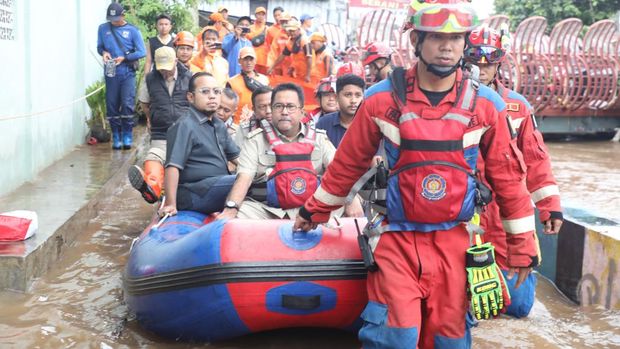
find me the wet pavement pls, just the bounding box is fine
[0,140,619,348]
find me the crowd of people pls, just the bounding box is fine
[97,1,564,348]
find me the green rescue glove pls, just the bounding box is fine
[466,242,510,320]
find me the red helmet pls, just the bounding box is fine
[315,76,337,97]
[403,0,480,34]
[336,62,365,79]
[464,25,511,64]
[362,42,392,66]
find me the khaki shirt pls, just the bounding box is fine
[237,123,336,183]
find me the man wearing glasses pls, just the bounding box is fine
[217,83,337,220]
[158,72,240,217]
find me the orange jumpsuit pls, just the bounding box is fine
[247,22,269,73]
[311,47,335,83]
[227,72,270,124]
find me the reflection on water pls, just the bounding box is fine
[0,141,619,348]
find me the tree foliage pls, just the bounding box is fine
[494,0,619,31]
[119,0,214,39]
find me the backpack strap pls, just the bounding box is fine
[390,66,408,108]
[260,119,282,147]
[455,65,480,112]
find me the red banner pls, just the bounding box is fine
[349,0,409,10]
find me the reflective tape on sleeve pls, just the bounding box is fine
[463,126,489,148]
[502,215,535,234]
[530,185,560,203]
[373,117,401,146]
[314,186,347,206]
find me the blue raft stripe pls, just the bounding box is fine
[266,281,337,315]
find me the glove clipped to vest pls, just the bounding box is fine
[466,235,511,320]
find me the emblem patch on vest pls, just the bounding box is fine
[506,103,520,112]
[421,174,447,201]
[291,177,307,195]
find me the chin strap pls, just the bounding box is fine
[418,54,462,78]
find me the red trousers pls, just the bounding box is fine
[359,225,472,349]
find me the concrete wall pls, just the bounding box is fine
[0,0,110,197]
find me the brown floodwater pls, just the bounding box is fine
[0,140,619,348]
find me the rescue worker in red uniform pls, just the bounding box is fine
[464,25,563,318]
[294,1,539,348]
[362,42,393,87]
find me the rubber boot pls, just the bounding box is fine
[128,160,163,204]
[122,128,133,150]
[112,127,122,150]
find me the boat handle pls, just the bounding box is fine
[281,294,321,310]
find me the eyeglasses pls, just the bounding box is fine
[195,87,223,96]
[272,103,300,112]
[464,46,504,64]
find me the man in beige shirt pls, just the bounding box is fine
[218,83,363,220]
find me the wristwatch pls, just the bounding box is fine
[225,201,239,210]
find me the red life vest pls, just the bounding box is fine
[385,67,482,231]
[261,120,320,209]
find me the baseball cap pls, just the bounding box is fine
[255,7,267,14]
[106,3,125,22]
[284,19,301,31]
[154,46,176,71]
[300,14,314,23]
[210,12,224,23]
[239,47,257,59]
[218,6,228,13]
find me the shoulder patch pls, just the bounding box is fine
[507,90,533,110]
[246,127,264,139]
[506,102,520,112]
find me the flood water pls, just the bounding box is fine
[0,140,619,348]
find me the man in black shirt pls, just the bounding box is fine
[159,72,240,216]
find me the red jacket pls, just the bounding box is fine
[301,66,539,268]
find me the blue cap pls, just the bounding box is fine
[106,3,125,22]
[300,14,314,23]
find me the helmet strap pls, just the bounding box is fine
[418,54,462,79]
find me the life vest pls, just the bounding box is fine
[351,67,490,233]
[390,66,486,231]
[261,119,320,209]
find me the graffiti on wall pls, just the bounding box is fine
[577,230,620,309]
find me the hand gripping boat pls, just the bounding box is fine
[123,211,368,342]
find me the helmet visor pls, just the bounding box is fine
[464,46,504,64]
[412,5,477,33]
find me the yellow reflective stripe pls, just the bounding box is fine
[530,185,560,203]
[314,186,346,206]
[373,117,401,146]
[463,126,489,148]
[501,215,535,234]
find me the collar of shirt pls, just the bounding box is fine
[407,63,461,106]
[165,67,178,83]
[190,106,216,125]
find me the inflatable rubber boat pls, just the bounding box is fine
[124,211,368,342]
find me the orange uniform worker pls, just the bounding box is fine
[227,47,270,124]
[294,1,539,347]
[267,19,312,83]
[190,27,229,87]
[266,11,291,75]
[247,7,270,74]
[309,32,335,83]
[464,25,563,318]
